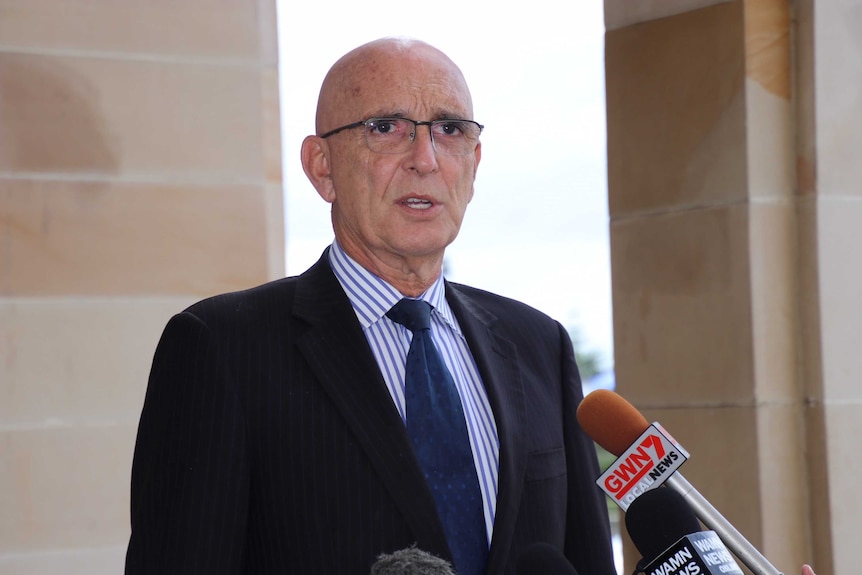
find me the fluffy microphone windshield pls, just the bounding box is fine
[370,547,455,575]
[625,487,702,563]
[576,389,649,456]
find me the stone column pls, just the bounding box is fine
[604,0,861,574]
[0,1,282,573]
[795,0,862,573]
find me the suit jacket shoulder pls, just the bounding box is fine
[127,252,616,575]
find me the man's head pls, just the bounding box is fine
[301,38,481,294]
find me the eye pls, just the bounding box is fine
[367,118,406,136]
[433,120,476,139]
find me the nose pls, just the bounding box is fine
[404,124,439,173]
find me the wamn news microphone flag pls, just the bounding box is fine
[576,390,784,575]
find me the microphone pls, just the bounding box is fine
[515,542,579,575]
[370,546,455,575]
[576,390,784,575]
[626,487,702,565]
[626,487,743,575]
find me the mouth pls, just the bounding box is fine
[403,198,434,210]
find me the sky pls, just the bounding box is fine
[276,2,613,367]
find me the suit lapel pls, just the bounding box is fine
[291,253,450,558]
[445,284,529,573]
[288,254,529,571]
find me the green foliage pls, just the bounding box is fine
[595,443,620,514]
[595,444,616,473]
[566,327,619,515]
[568,326,604,381]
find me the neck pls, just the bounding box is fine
[336,239,443,298]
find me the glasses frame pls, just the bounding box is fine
[319,117,484,156]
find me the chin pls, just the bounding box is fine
[413,234,459,255]
[393,227,457,254]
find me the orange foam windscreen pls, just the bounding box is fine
[576,389,650,456]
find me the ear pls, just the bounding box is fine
[467,141,481,202]
[301,135,336,203]
[472,140,482,178]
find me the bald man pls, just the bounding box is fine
[125,38,616,575]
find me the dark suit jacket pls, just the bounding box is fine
[125,250,615,575]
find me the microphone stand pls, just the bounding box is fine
[666,474,784,575]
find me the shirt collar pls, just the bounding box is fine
[328,240,459,334]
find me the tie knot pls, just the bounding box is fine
[386,298,432,332]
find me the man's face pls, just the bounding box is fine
[314,44,481,273]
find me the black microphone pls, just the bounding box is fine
[626,487,743,575]
[370,546,455,575]
[626,487,702,568]
[515,542,579,575]
[576,390,784,575]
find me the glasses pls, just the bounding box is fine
[320,117,483,156]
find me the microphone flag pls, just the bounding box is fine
[596,423,689,511]
[642,530,743,575]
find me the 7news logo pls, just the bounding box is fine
[596,423,689,511]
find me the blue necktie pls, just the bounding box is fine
[386,298,488,575]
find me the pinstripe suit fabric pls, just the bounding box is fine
[125,249,615,575]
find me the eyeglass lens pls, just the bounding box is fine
[364,118,480,156]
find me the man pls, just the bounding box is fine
[125,38,616,575]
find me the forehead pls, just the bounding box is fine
[328,44,474,122]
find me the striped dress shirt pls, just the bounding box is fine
[328,241,500,544]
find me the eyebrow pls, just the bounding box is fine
[366,111,473,122]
